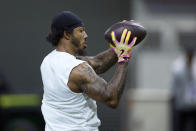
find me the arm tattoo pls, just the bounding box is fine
[76,63,97,94]
[107,62,129,102]
[76,62,129,107]
[82,86,88,94]
[94,48,118,74]
[77,48,118,74]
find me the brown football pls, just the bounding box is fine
[104,21,147,46]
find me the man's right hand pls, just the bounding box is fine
[110,28,137,63]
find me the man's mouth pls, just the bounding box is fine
[84,41,87,47]
[84,44,87,48]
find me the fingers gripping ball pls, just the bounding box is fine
[110,29,137,62]
[104,20,146,46]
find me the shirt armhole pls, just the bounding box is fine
[64,60,87,94]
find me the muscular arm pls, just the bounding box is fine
[68,62,128,108]
[76,48,118,74]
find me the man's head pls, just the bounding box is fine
[46,11,88,50]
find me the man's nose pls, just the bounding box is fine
[84,31,88,38]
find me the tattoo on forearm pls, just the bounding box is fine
[75,61,128,107]
[77,48,118,74]
[94,49,118,74]
[108,62,128,101]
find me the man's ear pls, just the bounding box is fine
[64,31,71,40]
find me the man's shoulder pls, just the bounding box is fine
[68,62,97,92]
[70,62,96,82]
[42,50,75,63]
[42,49,56,60]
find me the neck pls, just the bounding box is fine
[56,39,78,56]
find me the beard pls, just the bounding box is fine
[77,49,88,56]
[71,34,80,48]
[71,34,87,56]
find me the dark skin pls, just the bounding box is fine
[76,48,118,74]
[57,26,129,108]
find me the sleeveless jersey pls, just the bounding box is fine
[40,50,101,131]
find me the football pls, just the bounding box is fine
[104,20,146,46]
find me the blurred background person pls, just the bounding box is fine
[171,42,196,131]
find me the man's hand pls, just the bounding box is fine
[110,29,137,63]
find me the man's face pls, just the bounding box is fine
[71,26,88,51]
